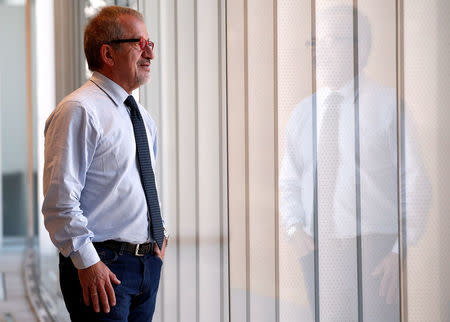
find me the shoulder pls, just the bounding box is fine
[286,94,315,134]
[57,81,102,113]
[359,79,397,124]
[45,82,103,132]
[361,80,396,104]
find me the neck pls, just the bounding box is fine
[97,68,134,94]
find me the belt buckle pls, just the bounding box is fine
[135,244,144,256]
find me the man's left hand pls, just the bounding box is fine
[154,238,167,261]
[371,252,399,304]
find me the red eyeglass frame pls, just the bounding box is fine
[108,37,155,51]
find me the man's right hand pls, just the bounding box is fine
[291,229,315,258]
[78,261,121,313]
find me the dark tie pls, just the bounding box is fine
[124,95,164,250]
[318,92,344,235]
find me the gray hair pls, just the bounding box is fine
[84,6,144,71]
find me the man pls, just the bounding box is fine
[42,6,168,321]
[280,5,430,321]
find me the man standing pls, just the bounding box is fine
[42,6,168,321]
[280,5,429,321]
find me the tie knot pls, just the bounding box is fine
[124,95,138,110]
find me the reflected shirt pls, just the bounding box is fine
[279,76,430,250]
[42,72,164,269]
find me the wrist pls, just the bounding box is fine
[164,228,169,246]
[286,223,303,242]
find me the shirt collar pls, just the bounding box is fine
[318,74,367,107]
[90,71,130,108]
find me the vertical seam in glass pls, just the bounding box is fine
[219,0,223,319]
[75,1,83,86]
[218,0,228,321]
[26,0,34,240]
[244,0,250,320]
[158,0,166,317]
[310,1,320,321]
[273,0,280,322]
[157,0,163,185]
[174,1,181,321]
[155,1,166,319]
[224,0,232,320]
[273,0,280,321]
[194,0,200,321]
[395,0,407,320]
[352,2,364,321]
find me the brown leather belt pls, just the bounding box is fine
[94,240,154,256]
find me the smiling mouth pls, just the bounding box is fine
[139,59,151,68]
[140,64,151,71]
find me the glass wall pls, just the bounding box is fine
[37,1,229,321]
[402,1,450,320]
[23,0,450,321]
[227,0,449,321]
[38,2,141,321]
[279,2,411,321]
[0,0,32,241]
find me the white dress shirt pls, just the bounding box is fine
[280,76,430,250]
[42,72,164,269]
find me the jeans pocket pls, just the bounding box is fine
[96,246,119,265]
[155,255,163,265]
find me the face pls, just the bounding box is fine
[112,14,154,93]
[314,8,370,90]
[316,12,355,89]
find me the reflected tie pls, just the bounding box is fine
[318,92,344,235]
[124,95,164,250]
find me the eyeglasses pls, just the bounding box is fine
[108,37,155,51]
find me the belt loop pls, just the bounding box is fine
[119,243,125,256]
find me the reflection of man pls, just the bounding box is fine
[42,6,168,321]
[280,5,429,321]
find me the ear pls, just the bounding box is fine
[100,44,115,67]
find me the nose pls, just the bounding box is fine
[142,45,154,59]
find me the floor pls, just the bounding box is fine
[0,238,69,322]
[0,240,38,322]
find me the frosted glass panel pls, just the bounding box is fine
[404,1,450,321]
[0,3,30,237]
[278,2,437,321]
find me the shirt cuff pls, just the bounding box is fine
[70,242,101,269]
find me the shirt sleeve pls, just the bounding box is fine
[42,101,101,269]
[388,107,432,253]
[279,107,307,232]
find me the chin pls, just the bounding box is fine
[137,74,151,86]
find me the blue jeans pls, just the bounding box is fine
[59,244,163,321]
